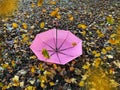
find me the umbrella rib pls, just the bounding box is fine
[42,41,55,50]
[56,53,61,64]
[58,31,69,50]
[55,28,58,50]
[58,51,74,57]
[59,46,74,51]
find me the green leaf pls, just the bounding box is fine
[42,49,50,59]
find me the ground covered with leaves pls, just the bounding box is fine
[0,0,120,90]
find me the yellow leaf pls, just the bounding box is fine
[92,50,97,55]
[50,11,58,17]
[22,23,27,29]
[30,55,37,59]
[31,66,35,73]
[68,14,74,21]
[31,3,35,8]
[93,58,101,67]
[25,86,36,90]
[101,48,107,54]
[49,82,55,86]
[41,82,46,88]
[105,46,112,51]
[110,34,116,38]
[81,31,86,36]
[96,30,104,37]
[50,8,59,17]
[22,34,29,43]
[2,85,8,90]
[11,60,15,67]
[0,0,19,17]
[110,79,119,87]
[2,63,9,68]
[106,15,114,24]
[0,82,3,87]
[37,0,43,6]
[12,23,18,28]
[82,62,90,69]
[78,24,87,29]
[50,1,56,5]
[94,53,100,57]
[42,48,50,59]
[40,22,45,29]
[109,38,119,44]
[79,81,84,87]
[56,14,61,19]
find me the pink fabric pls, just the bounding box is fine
[30,28,82,65]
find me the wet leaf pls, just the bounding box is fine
[42,48,50,59]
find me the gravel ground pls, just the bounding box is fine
[0,0,120,90]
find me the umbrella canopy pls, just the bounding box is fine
[30,28,82,65]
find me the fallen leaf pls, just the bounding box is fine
[94,53,100,57]
[78,24,87,29]
[79,81,84,87]
[37,0,43,6]
[31,66,35,73]
[101,48,107,54]
[12,23,18,28]
[82,62,90,69]
[93,58,101,67]
[49,82,55,86]
[106,15,114,24]
[40,22,45,28]
[42,48,50,59]
[22,23,28,29]
[68,14,74,21]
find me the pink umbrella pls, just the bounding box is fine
[30,28,82,65]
